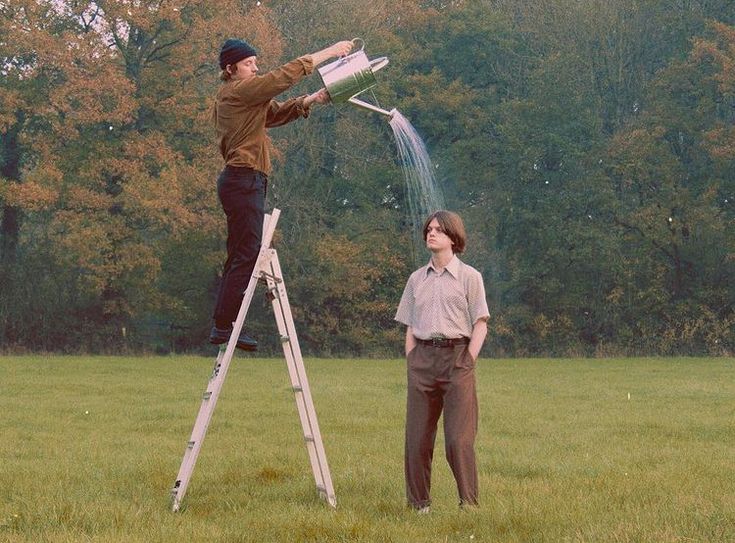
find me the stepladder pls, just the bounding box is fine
[171,208,336,512]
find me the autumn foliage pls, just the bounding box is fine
[1,1,733,356]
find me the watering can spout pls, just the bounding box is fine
[370,57,389,72]
[347,97,397,120]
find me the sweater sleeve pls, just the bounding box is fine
[265,95,310,127]
[230,56,314,105]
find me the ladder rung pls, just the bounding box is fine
[260,271,282,283]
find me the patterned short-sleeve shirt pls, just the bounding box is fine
[395,255,490,340]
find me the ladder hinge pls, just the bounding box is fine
[187,440,196,449]
[280,335,290,343]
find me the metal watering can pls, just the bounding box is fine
[317,38,396,119]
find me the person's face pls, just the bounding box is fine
[229,56,258,81]
[425,219,453,253]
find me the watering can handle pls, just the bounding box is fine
[351,38,365,52]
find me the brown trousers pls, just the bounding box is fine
[405,342,479,508]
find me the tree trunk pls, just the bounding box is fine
[1,125,21,268]
[0,125,22,344]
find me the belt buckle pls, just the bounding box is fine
[430,337,448,347]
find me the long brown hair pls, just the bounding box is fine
[422,210,466,254]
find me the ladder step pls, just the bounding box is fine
[259,271,282,284]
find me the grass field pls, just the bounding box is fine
[0,355,733,542]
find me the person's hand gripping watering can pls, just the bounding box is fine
[303,40,354,107]
[317,38,397,119]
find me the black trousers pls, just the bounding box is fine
[212,165,267,328]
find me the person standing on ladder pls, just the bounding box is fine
[210,37,353,350]
[395,210,490,513]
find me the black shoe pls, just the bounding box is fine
[209,326,258,351]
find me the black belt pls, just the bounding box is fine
[416,337,470,348]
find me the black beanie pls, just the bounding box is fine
[219,39,257,70]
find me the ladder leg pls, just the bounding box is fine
[171,348,227,511]
[171,211,280,512]
[264,250,337,508]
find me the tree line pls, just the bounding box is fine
[1,0,733,356]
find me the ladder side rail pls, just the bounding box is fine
[171,210,281,511]
[262,253,326,494]
[172,250,265,511]
[172,349,228,510]
[268,251,337,507]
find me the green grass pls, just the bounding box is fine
[0,355,733,542]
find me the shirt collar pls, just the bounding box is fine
[426,254,460,278]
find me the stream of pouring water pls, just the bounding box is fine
[388,110,446,265]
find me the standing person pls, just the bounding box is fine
[395,210,490,512]
[209,38,353,350]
